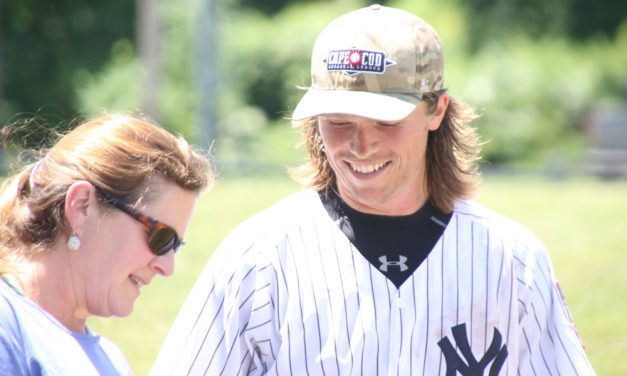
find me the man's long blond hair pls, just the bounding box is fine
[289,93,482,213]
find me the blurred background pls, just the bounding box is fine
[2,0,627,375]
[2,0,627,177]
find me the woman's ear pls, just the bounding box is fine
[428,92,450,131]
[64,181,97,237]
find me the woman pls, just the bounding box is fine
[0,114,213,375]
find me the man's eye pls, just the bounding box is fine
[322,119,351,127]
[378,121,399,128]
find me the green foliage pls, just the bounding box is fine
[205,1,366,169]
[214,0,627,167]
[75,40,142,117]
[568,0,627,40]
[227,0,373,16]
[216,1,364,119]
[460,0,627,47]
[75,1,199,138]
[3,0,627,171]
[157,1,200,137]
[455,34,627,165]
[0,1,134,128]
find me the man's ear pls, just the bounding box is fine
[428,92,450,131]
[64,181,97,237]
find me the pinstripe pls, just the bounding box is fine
[253,299,271,312]
[513,255,528,268]
[279,235,295,376]
[535,251,553,290]
[529,301,554,374]
[187,293,224,374]
[496,238,504,307]
[368,265,380,374]
[186,247,255,357]
[455,215,460,327]
[397,307,403,376]
[535,253,579,373]
[188,282,217,340]
[484,230,490,351]
[421,257,429,376]
[257,263,272,272]
[150,193,593,376]
[239,284,261,310]
[216,329,241,376]
[399,291,405,376]
[198,324,226,375]
[516,277,532,289]
[208,265,258,374]
[348,240,366,376]
[305,226,327,376]
[518,298,529,316]
[506,242,514,376]
[470,221,475,347]
[244,318,271,332]
[438,239,445,375]
[271,259,281,331]
[531,279,550,317]
[495,237,508,374]
[331,230,354,372]
[315,222,340,373]
[534,297,558,351]
[236,350,250,376]
[409,274,416,374]
[453,212,462,372]
[554,324,578,374]
[286,318,294,376]
[522,329,538,376]
[223,266,256,321]
[454,210,486,218]
[257,338,276,362]
[286,233,310,376]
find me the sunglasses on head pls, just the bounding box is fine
[95,187,184,256]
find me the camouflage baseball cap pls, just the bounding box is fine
[292,4,445,121]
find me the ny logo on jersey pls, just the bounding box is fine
[378,255,408,272]
[437,323,508,376]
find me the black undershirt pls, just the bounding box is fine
[320,191,452,288]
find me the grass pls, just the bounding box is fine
[88,175,626,375]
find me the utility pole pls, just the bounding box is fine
[137,0,160,121]
[193,0,217,148]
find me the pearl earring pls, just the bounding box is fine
[67,235,81,251]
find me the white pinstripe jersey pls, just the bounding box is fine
[151,189,594,375]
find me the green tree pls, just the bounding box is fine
[0,0,134,138]
[460,0,627,50]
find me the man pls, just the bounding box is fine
[151,5,594,375]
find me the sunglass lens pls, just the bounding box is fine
[150,228,177,256]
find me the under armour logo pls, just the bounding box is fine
[378,255,408,272]
[438,323,508,376]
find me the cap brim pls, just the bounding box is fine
[292,89,421,122]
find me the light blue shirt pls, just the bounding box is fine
[0,278,132,375]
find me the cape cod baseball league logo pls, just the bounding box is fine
[438,323,508,376]
[324,48,396,75]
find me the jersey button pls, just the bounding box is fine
[395,298,404,308]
